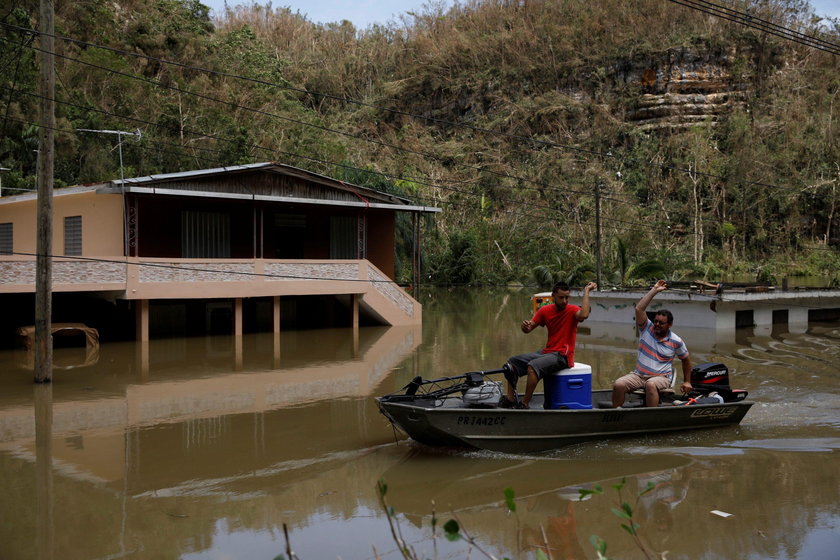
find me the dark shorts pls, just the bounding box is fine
[506,351,569,381]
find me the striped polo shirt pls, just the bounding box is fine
[635,319,689,379]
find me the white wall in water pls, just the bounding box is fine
[569,288,840,335]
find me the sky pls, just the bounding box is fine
[200,1,840,28]
[203,0,454,28]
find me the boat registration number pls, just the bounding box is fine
[457,415,506,426]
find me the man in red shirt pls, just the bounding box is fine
[502,281,597,408]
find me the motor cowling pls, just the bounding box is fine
[690,362,730,392]
[689,362,748,402]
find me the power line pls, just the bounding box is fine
[0,32,611,201]
[667,0,840,55]
[0,22,826,200]
[7,251,836,300]
[0,21,614,158]
[6,99,836,249]
[3,87,652,231]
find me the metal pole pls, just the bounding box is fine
[0,167,9,196]
[35,0,55,383]
[77,128,141,257]
[595,180,602,288]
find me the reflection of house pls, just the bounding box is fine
[0,325,421,559]
[0,163,440,340]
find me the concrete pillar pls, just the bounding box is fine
[272,296,281,369]
[234,298,243,336]
[753,308,773,336]
[352,294,360,357]
[788,307,809,334]
[135,299,149,342]
[234,298,243,371]
[136,340,149,383]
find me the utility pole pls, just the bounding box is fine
[35,0,55,383]
[594,180,602,288]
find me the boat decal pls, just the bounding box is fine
[689,407,737,419]
[601,412,623,422]
[457,415,506,426]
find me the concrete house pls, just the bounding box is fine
[0,162,440,344]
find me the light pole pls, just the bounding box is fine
[76,128,142,256]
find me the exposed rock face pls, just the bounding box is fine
[612,46,748,130]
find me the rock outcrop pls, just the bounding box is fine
[612,46,749,130]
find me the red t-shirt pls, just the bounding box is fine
[532,303,582,366]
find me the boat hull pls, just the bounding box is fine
[377,389,753,453]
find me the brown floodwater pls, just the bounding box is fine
[0,288,838,560]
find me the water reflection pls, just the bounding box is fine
[0,288,838,560]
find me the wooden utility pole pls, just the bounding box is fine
[35,0,55,382]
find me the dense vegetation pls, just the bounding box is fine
[1,0,838,286]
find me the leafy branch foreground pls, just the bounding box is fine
[273,477,661,560]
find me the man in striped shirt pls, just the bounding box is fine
[611,280,693,407]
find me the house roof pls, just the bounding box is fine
[0,163,441,214]
[96,162,441,213]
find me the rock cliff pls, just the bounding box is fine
[612,46,751,130]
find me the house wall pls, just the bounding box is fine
[0,190,124,256]
[367,211,395,279]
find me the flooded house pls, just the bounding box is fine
[0,162,440,345]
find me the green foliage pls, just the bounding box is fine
[579,478,663,560]
[443,519,461,542]
[375,478,512,559]
[0,0,837,284]
[503,486,516,512]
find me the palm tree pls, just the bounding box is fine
[609,238,667,286]
[531,255,595,290]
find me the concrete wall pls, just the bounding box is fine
[0,189,124,256]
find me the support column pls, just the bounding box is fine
[135,299,149,342]
[136,341,149,383]
[272,296,281,369]
[234,298,243,371]
[753,308,773,337]
[788,307,809,334]
[352,294,360,357]
[234,298,243,336]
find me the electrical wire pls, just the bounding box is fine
[0,21,828,199]
[667,0,840,56]
[5,98,836,249]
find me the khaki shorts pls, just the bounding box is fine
[614,372,672,392]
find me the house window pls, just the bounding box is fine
[181,211,230,258]
[64,216,82,256]
[0,223,11,255]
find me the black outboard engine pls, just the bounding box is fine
[689,362,748,403]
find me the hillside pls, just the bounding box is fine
[1,0,838,286]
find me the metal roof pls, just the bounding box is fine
[94,162,441,213]
[1,163,442,213]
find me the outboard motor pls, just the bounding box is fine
[689,362,748,403]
